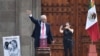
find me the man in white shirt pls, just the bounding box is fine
[26,10,54,48]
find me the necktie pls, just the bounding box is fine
[42,23,44,37]
[40,23,47,47]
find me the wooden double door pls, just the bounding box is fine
[41,0,100,56]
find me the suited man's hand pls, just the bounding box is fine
[52,40,55,44]
[26,10,32,15]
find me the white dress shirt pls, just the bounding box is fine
[40,22,47,39]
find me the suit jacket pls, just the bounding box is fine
[29,16,53,48]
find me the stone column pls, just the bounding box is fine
[19,0,32,56]
[32,0,41,56]
[32,0,41,18]
[19,0,41,56]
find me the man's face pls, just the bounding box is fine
[41,18,47,23]
[41,15,47,23]
[8,44,13,51]
[11,41,17,50]
[65,22,70,28]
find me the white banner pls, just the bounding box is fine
[3,36,21,56]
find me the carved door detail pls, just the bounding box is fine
[41,0,100,56]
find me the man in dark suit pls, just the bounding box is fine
[26,10,53,48]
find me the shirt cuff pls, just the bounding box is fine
[29,14,32,17]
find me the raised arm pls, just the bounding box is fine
[26,10,39,24]
[59,25,64,33]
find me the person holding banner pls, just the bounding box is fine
[59,22,74,56]
[26,10,54,55]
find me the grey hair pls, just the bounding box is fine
[40,15,47,19]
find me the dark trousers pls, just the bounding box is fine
[63,39,73,56]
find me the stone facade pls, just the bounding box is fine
[0,0,41,56]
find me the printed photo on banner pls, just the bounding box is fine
[3,36,21,56]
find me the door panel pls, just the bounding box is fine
[41,0,100,56]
